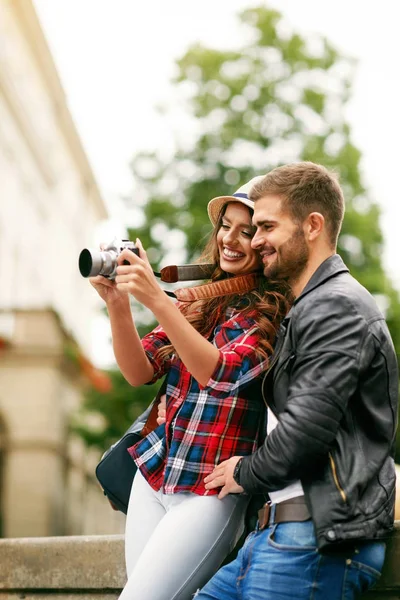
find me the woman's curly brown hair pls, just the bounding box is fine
[155,203,293,363]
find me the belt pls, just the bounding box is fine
[258,496,311,530]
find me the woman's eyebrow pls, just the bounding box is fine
[222,217,254,228]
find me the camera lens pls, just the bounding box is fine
[79,249,94,277]
[78,248,118,278]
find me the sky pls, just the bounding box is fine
[32,0,400,364]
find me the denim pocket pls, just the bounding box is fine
[342,541,386,597]
[343,562,381,597]
[268,520,318,552]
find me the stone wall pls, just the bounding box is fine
[1,525,400,599]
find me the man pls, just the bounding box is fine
[198,162,399,599]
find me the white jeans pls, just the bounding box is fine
[119,470,248,600]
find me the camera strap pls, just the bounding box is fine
[173,273,259,302]
[153,265,259,302]
[154,264,215,283]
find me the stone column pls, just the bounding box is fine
[0,309,80,537]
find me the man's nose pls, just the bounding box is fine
[251,231,262,250]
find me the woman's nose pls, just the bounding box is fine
[223,230,238,245]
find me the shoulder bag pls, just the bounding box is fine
[95,377,167,514]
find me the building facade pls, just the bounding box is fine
[0,0,124,537]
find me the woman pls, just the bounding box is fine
[89,177,291,600]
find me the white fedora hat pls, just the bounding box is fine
[207,175,265,227]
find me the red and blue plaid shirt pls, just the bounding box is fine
[128,307,268,495]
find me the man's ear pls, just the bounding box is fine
[305,212,325,241]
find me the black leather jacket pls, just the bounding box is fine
[239,255,399,551]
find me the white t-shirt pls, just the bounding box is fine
[267,408,304,504]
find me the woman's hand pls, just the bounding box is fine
[88,243,154,387]
[89,243,129,307]
[115,239,165,310]
[89,274,128,306]
[156,394,167,426]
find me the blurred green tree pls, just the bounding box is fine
[75,5,400,456]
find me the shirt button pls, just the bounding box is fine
[326,530,336,541]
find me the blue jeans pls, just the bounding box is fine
[196,520,386,600]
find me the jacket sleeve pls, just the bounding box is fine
[238,291,373,494]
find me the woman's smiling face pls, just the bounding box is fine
[216,202,261,275]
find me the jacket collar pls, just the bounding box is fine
[293,254,349,306]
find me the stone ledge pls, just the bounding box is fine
[1,525,400,598]
[0,534,125,591]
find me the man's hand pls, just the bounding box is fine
[204,456,244,499]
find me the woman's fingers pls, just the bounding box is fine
[89,275,114,288]
[134,238,151,266]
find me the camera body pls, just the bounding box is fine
[79,239,139,280]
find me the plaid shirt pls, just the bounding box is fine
[128,307,268,495]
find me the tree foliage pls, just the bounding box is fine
[71,322,162,450]
[75,5,400,456]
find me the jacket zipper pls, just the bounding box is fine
[329,453,347,502]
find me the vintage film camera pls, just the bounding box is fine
[78,239,139,281]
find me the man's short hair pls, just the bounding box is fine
[249,162,345,247]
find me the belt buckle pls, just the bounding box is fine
[259,502,271,531]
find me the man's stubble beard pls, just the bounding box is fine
[263,226,309,285]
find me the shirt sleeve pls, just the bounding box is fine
[199,314,269,397]
[141,324,173,384]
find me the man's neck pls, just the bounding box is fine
[290,249,335,298]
